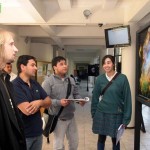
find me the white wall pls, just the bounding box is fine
[0,25,30,74]
[67,58,75,76]
[30,43,53,62]
[122,23,139,127]
[56,49,66,57]
[14,37,31,73]
[0,26,54,74]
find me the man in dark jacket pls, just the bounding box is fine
[0,29,26,150]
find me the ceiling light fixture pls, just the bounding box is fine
[83,9,92,19]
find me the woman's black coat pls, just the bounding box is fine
[0,72,26,150]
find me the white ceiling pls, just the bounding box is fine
[0,0,150,63]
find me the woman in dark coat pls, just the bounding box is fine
[0,29,26,150]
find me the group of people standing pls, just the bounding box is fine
[0,29,132,150]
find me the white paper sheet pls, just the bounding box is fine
[116,124,125,145]
[67,97,89,102]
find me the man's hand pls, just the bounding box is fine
[60,99,70,107]
[26,100,42,114]
[79,101,86,106]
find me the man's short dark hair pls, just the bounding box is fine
[52,56,66,72]
[17,55,36,74]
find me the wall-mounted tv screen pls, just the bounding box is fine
[136,24,150,100]
[105,25,131,48]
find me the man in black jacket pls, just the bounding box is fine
[0,29,26,150]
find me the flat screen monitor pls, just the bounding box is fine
[105,25,131,48]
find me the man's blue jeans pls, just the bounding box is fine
[26,135,43,150]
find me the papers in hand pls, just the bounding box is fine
[116,124,125,145]
[67,97,90,102]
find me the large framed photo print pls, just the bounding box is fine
[136,23,150,100]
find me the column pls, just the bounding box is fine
[122,23,139,127]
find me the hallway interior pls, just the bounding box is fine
[42,80,150,150]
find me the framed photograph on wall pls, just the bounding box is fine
[36,61,52,84]
[136,23,150,101]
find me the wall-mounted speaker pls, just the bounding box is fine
[88,64,99,76]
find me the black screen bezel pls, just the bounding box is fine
[105,25,131,48]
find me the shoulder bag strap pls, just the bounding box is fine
[101,72,120,95]
[57,77,71,117]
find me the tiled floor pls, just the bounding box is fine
[42,80,150,150]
